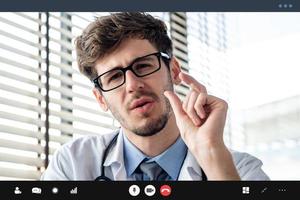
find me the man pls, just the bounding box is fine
[41,12,269,180]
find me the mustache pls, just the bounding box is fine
[126,91,160,110]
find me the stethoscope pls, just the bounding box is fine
[94,133,207,181]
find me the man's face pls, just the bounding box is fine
[94,38,176,137]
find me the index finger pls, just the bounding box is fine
[179,72,207,93]
[164,91,186,119]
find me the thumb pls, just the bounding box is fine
[164,90,186,120]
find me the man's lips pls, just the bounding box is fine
[129,97,155,110]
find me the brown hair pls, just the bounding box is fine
[75,12,173,81]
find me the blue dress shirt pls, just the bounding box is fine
[122,129,187,180]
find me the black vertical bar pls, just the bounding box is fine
[37,12,42,172]
[44,12,50,168]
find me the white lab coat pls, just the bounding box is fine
[41,129,270,180]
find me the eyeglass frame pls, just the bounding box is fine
[92,52,171,92]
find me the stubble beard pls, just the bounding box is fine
[107,76,174,137]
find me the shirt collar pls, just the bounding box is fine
[101,128,202,180]
[153,136,187,180]
[122,128,187,180]
[122,129,146,176]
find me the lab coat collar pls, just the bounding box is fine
[102,129,204,180]
[103,129,127,180]
[178,150,203,180]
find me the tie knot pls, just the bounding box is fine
[137,160,169,181]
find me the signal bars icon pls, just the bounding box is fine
[70,187,77,194]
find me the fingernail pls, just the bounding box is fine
[201,113,206,119]
[194,118,200,125]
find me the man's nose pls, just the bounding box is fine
[125,70,144,92]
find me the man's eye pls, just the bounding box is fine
[108,72,122,82]
[135,64,152,70]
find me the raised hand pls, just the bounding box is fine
[164,72,240,180]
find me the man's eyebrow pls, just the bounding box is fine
[128,54,155,65]
[106,65,123,72]
[106,54,154,71]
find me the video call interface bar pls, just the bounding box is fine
[1,181,299,199]
[0,1,299,200]
[0,0,299,11]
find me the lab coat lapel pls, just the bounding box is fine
[103,131,127,180]
[101,131,205,181]
[178,150,203,180]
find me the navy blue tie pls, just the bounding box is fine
[134,160,170,181]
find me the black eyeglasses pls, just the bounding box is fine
[93,52,170,92]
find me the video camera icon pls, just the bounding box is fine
[144,185,156,196]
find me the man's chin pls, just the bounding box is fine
[129,115,169,137]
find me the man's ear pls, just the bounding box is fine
[169,57,181,85]
[92,88,108,112]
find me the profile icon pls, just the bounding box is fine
[14,187,22,194]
